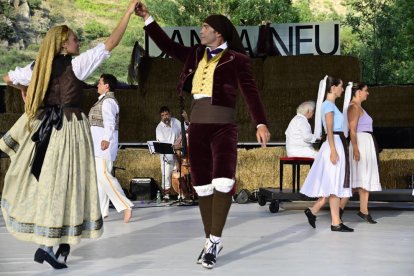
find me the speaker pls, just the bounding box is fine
[130,177,159,201]
[235,189,251,204]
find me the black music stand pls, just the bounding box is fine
[148,141,175,201]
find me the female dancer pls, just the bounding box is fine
[300,76,353,232]
[0,0,139,269]
[340,83,381,223]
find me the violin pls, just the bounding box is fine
[171,96,194,199]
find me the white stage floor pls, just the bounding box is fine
[0,201,413,275]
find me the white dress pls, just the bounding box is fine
[349,110,381,191]
[300,101,352,198]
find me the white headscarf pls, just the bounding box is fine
[342,82,353,137]
[313,75,328,138]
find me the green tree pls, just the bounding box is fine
[345,0,393,84]
[147,0,299,26]
[345,0,414,84]
[294,0,342,22]
[392,0,414,83]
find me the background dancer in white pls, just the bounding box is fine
[89,74,134,223]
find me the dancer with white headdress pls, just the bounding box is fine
[340,82,382,223]
[300,75,353,232]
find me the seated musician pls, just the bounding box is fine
[155,106,189,200]
[285,101,318,158]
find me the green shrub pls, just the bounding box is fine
[84,21,110,40]
[0,49,35,79]
[50,14,66,24]
[0,22,16,41]
[121,29,144,47]
[28,0,42,10]
[0,2,16,19]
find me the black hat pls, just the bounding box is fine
[204,15,245,54]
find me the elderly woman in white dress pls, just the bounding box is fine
[300,76,353,232]
[0,0,139,269]
[339,83,382,223]
[285,101,318,158]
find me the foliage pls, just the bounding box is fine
[121,28,144,47]
[74,0,130,20]
[147,0,300,26]
[81,44,133,84]
[84,21,110,40]
[293,0,314,22]
[0,1,16,19]
[1,0,413,85]
[344,0,414,84]
[27,0,43,10]
[294,0,343,22]
[0,22,16,41]
[0,48,36,78]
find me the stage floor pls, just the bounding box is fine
[0,201,413,275]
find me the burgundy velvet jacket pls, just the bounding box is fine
[144,21,268,126]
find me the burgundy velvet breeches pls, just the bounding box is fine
[188,123,238,187]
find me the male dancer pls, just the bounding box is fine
[89,74,134,223]
[135,3,270,269]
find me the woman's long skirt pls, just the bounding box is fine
[0,113,103,246]
[300,135,352,198]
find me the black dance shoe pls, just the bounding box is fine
[201,240,223,269]
[197,241,223,264]
[304,208,316,228]
[55,244,70,263]
[196,247,205,264]
[34,248,68,269]
[357,212,377,224]
[331,223,354,232]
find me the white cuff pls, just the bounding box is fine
[257,124,266,129]
[193,184,214,197]
[8,62,34,86]
[145,16,154,26]
[212,178,234,193]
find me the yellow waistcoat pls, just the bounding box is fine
[191,50,225,96]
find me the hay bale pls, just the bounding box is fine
[0,113,21,133]
[114,148,162,190]
[379,149,414,189]
[236,147,311,192]
[1,147,413,196]
[236,147,284,191]
[365,86,414,127]
[3,57,413,143]
[4,87,24,114]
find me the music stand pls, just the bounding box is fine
[148,141,175,201]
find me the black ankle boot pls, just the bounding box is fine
[304,208,316,228]
[34,248,67,269]
[357,212,377,224]
[55,244,70,263]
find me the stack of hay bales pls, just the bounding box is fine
[1,56,414,195]
[109,147,414,192]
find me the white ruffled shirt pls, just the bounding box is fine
[7,43,111,85]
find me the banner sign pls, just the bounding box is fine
[145,21,340,57]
